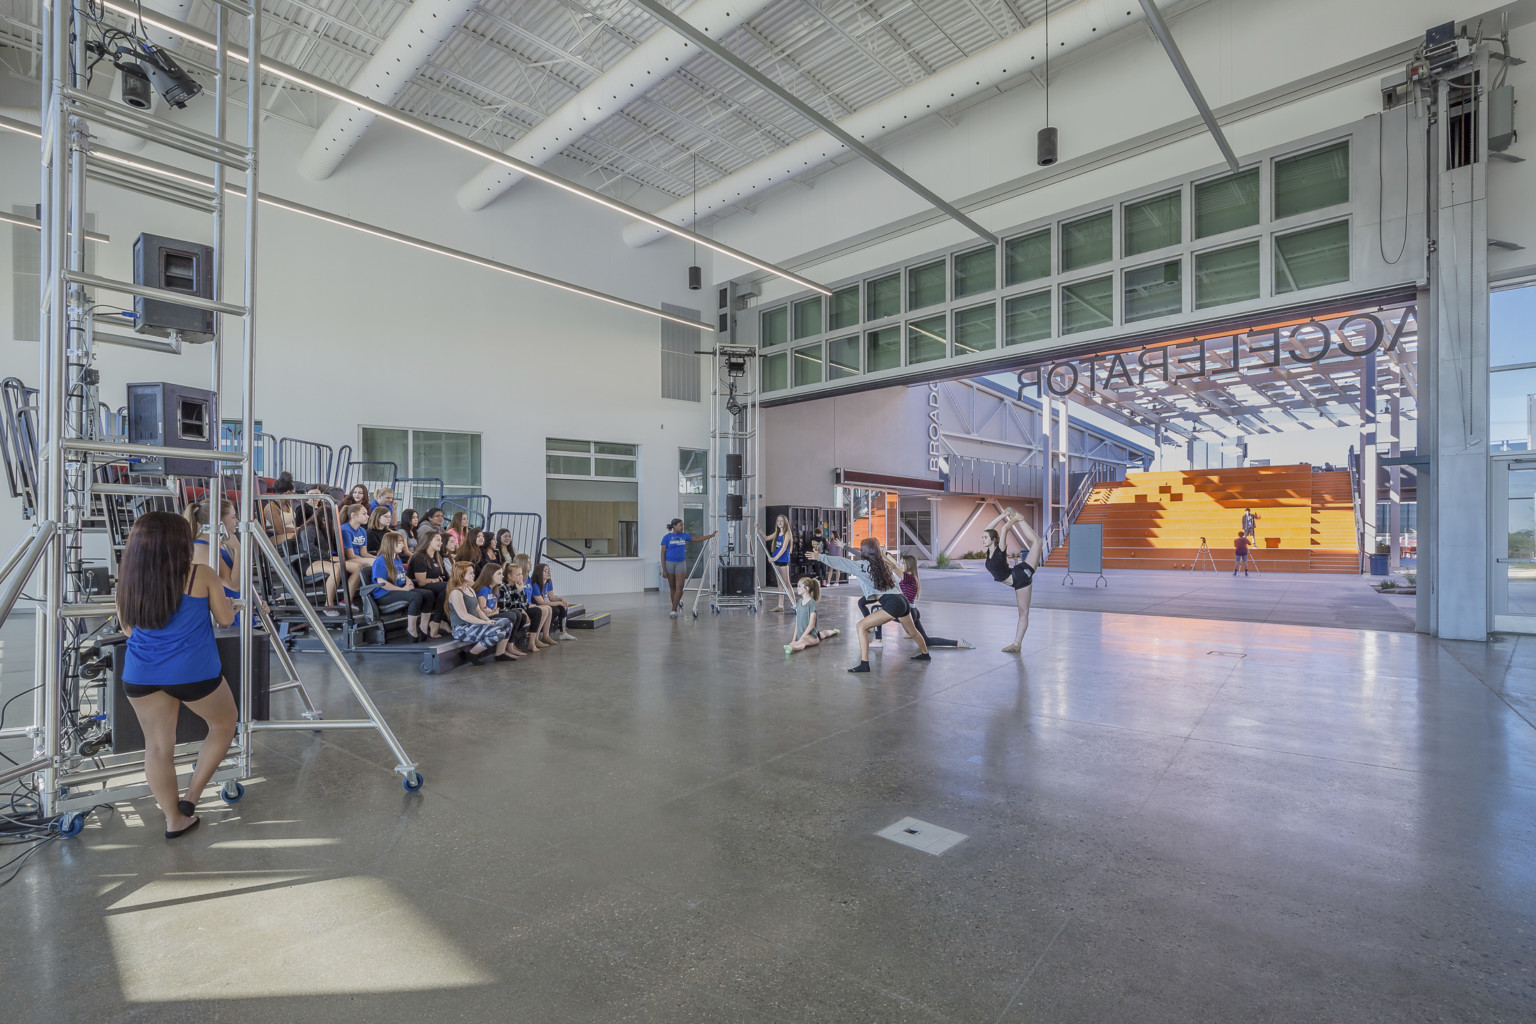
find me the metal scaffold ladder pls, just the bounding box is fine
[0,0,421,836]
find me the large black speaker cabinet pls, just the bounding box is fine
[126,381,218,476]
[108,628,271,754]
[725,454,743,480]
[133,233,215,337]
[726,494,744,520]
[720,566,755,596]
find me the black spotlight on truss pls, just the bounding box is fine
[726,384,744,419]
[724,352,749,378]
[118,61,152,109]
[140,44,202,108]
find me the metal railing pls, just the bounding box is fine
[442,493,492,530]
[393,476,445,513]
[277,437,335,489]
[487,511,542,562]
[341,460,398,496]
[0,521,57,630]
[539,536,587,573]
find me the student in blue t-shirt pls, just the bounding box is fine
[368,533,434,641]
[339,503,372,605]
[660,518,718,618]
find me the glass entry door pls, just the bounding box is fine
[1493,458,1536,633]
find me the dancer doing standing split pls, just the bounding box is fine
[983,509,1046,654]
[809,539,930,672]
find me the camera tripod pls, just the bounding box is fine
[1191,538,1217,572]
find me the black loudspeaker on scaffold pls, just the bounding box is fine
[132,233,215,337]
[726,494,744,520]
[720,566,754,596]
[126,381,218,476]
[725,454,743,480]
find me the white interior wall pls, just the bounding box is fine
[0,96,712,595]
[713,0,1535,300]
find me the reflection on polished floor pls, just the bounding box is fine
[2,593,1533,1023]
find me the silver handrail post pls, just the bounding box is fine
[237,0,261,785]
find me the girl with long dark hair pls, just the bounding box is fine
[982,508,1047,653]
[810,538,929,672]
[115,511,239,839]
[474,564,525,659]
[369,532,434,641]
[407,529,449,639]
[493,528,517,565]
[528,562,575,642]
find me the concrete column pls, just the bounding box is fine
[1423,67,1491,640]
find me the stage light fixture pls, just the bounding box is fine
[724,353,749,377]
[118,61,152,109]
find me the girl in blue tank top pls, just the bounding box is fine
[117,511,239,840]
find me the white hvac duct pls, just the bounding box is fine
[299,0,480,181]
[623,0,1164,247]
[455,0,777,211]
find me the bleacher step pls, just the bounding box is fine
[568,611,610,629]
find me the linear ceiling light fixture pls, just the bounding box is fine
[91,0,831,295]
[0,116,710,330]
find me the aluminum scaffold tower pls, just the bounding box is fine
[0,0,420,837]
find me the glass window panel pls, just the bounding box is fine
[1274,220,1350,294]
[360,427,409,475]
[793,343,824,386]
[792,296,823,340]
[953,246,996,298]
[594,442,636,457]
[1005,228,1051,285]
[828,336,860,379]
[594,457,636,478]
[546,454,591,475]
[907,259,947,310]
[1194,241,1261,308]
[866,327,902,372]
[546,438,591,453]
[1194,168,1259,237]
[761,306,788,347]
[413,430,481,489]
[679,448,707,494]
[867,272,901,320]
[1124,192,1181,256]
[1491,367,1536,449]
[1123,260,1182,323]
[1491,284,1536,368]
[1005,291,1052,346]
[829,285,860,330]
[906,314,948,364]
[1060,211,1113,272]
[953,303,997,355]
[762,352,789,391]
[1274,141,1350,219]
[1061,276,1115,334]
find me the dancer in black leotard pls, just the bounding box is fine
[983,508,1046,653]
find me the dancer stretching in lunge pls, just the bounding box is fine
[809,539,930,673]
[983,508,1046,654]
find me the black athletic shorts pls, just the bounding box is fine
[1009,563,1036,590]
[122,675,225,702]
[876,593,912,618]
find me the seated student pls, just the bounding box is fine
[418,507,445,543]
[339,503,372,603]
[260,472,301,554]
[289,487,344,609]
[186,499,240,601]
[446,511,469,551]
[784,577,840,653]
[497,561,539,653]
[366,506,397,554]
[407,530,449,639]
[475,564,525,659]
[368,533,435,642]
[493,528,517,566]
[529,562,576,642]
[398,509,420,554]
[445,560,515,664]
[370,487,397,514]
[347,484,371,509]
[455,528,490,577]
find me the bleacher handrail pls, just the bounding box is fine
[252,491,357,637]
[0,520,57,630]
[393,476,446,511]
[343,460,399,493]
[486,511,543,563]
[278,437,335,490]
[539,536,587,573]
[441,493,493,530]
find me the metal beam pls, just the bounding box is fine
[1136,0,1240,173]
[628,0,999,246]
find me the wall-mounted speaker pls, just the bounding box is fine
[132,232,215,337]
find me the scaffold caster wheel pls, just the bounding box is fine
[57,812,86,837]
[711,605,718,614]
[402,771,425,792]
[692,609,698,618]
[221,781,245,804]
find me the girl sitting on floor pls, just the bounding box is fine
[784,577,840,654]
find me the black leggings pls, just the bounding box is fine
[858,595,883,639]
[375,589,433,617]
[909,606,960,648]
[417,580,449,622]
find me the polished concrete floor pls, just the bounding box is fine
[2,594,1534,1023]
[915,564,1419,633]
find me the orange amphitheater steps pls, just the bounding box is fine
[1048,465,1360,574]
